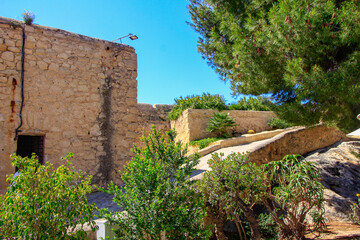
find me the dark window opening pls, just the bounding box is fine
[16,135,44,166]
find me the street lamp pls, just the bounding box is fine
[112,33,138,43]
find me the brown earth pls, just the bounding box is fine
[307,222,360,239]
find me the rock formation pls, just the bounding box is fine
[305,141,360,222]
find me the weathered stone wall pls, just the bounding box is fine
[0,17,138,193]
[134,103,173,146]
[248,125,346,165]
[171,109,276,143]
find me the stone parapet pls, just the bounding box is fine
[194,128,287,157]
[248,125,346,164]
[171,109,276,143]
[134,103,173,146]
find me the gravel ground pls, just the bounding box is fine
[87,191,121,219]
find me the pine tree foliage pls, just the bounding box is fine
[188,0,360,132]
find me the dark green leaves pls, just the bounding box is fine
[201,153,325,239]
[0,153,97,239]
[168,93,228,120]
[100,127,211,240]
[189,0,360,132]
[206,112,237,137]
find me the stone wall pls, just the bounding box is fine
[135,103,173,146]
[171,109,276,143]
[0,17,138,193]
[248,125,346,165]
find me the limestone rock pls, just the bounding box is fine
[305,141,360,222]
[1,51,14,61]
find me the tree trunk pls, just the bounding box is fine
[242,208,262,240]
[214,221,229,240]
[235,196,262,240]
[206,209,228,240]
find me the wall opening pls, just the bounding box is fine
[16,135,44,165]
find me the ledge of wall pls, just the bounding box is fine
[248,125,346,165]
[194,128,288,157]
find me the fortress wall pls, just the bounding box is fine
[0,17,138,192]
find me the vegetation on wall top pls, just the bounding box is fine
[22,10,35,25]
[168,93,228,120]
[168,93,276,120]
[230,96,275,111]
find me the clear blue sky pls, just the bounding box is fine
[0,0,239,105]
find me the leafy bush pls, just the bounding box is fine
[189,137,226,149]
[100,127,211,240]
[267,117,294,129]
[201,153,325,240]
[206,112,236,138]
[168,93,228,120]
[0,153,97,239]
[229,96,275,111]
[200,152,266,239]
[264,155,326,239]
[258,213,279,240]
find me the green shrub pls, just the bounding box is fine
[0,153,97,239]
[168,93,228,120]
[229,96,275,111]
[258,213,278,240]
[189,137,226,149]
[264,155,326,239]
[200,152,266,239]
[267,117,293,129]
[206,112,236,138]
[100,127,211,240]
[201,153,325,240]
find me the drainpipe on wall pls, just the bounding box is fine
[14,24,26,141]
[0,20,26,141]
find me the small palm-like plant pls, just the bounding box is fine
[206,112,236,137]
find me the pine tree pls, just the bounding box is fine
[188,0,360,132]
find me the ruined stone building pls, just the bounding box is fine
[0,16,278,194]
[0,16,174,193]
